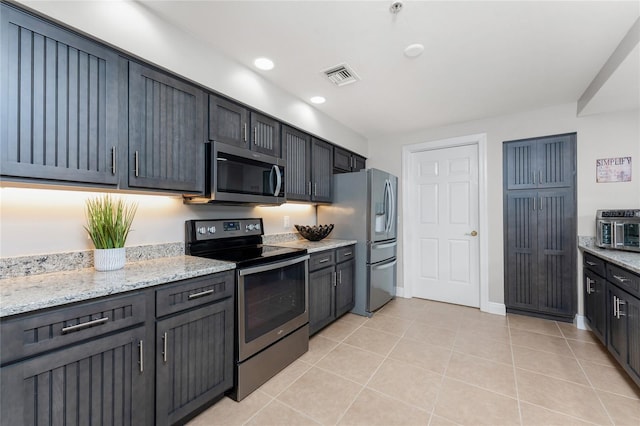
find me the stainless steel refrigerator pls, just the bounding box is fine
[318,168,398,317]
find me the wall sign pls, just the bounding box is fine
[596,156,632,183]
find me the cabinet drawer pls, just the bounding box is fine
[1,292,146,365]
[309,251,336,271]
[156,271,234,317]
[583,253,606,276]
[607,264,640,299]
[336,246,355,263]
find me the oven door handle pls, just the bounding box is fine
[238,254,310,276]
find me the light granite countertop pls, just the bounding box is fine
[578,237,640,275]
[0,256,235,318]
[271,238,357,253]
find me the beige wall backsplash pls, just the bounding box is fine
[0,188,316,258]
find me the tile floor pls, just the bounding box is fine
[189,297,640,426]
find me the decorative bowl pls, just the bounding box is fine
[294,224,334,241]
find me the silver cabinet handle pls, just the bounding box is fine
[617,299,626,319]
[111,146,117,175]
[253,127,257,145]
[188,289,214,300]
[308,181,312,196]
[586,261,597,266]
[318,258,331,264]
[162,332,168,363]
[585,277,591,295]
[314,182,317,197]
[539,170,543,185]
[134,151,139,177]
[343,252,353,257]
[613,274,630,283]
[243,123,247,142]
[533,197,536,211]
[333,271,337,287]
[338,270,342,284]
[138,340,144,373]
[539,196,543,211]
[61,317,109,333]
[613,296,618,318]
[532,172,536,185]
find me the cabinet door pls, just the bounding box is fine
[1,327,148,426]
[607,284,627,365]
[353,155,366,172]
[625,294,640,385]
[156,298,233,425]
[536,189,575,318]
[504,140,537,190]
[584,270,606,344]
[504,191,538,311]
[336,259,355,318]
[128,61,204,193]
[333,146,352,173]
[309,267,335,335]
[250,112,280,157]
[283,126,311,201]
[209,94,248,149]
[1,4,119,185]
[537,134,574,189]
[311,138,333,202]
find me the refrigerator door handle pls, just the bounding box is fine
[371,241,397,250]
[384,180,392,233]
[388,179,395,234]
[372,259,398,270]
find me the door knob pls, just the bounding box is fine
[466,230,478,237]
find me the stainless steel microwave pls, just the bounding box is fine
[596,209,640,252]
[184,142,286,205]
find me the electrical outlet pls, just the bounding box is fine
[284,215,290,228]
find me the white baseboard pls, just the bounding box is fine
[394,287,409,298]
[483,302,506,316]
[574,315,589,330]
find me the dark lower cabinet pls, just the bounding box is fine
[606,282,640,386]
[584,269,607,344]
[308,245,355,335]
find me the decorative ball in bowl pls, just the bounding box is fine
[295,224,334,241]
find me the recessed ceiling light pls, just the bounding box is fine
[310,96,326,104]
[404,43,424,58]
[254,57,274,70]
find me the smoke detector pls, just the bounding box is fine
[322,63,360,86]
[390,1,403,14]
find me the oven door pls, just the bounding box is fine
[613,221,640,251]
[237,255,309,362]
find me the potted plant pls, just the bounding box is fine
[85,194,138,271]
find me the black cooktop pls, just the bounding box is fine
[185,218,306,268]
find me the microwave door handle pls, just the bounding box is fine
[272,165,282,196]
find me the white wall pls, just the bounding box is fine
[17,0,367,155]
[368,103,639,313]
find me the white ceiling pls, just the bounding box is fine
[139,0,640,139]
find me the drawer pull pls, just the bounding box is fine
[162,332,168,363]
[613,275,630,283]
[585,261,597,266]
[318,258,331,264]
[139,340,144,373]
[188,289,215,300]
[61,317,109,334]
[343,252,353,256]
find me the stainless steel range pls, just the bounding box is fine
[185,218,309,401]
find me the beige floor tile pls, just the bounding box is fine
[187,391,273,426]
[260,359,313,397]
[557,322,599,343]
[277,367,363,425]
[388,337,452,374]
[453,332,513,364]
[512,345,590,385]
[434,378,520,425]
[461,309,509,326]
[376,300,424,320]
[413,310,462,331]
[457,323,511,344]
[568,339,617,365]
[245,399,320,426]
[299,335,339,364]
[316,343,385,384]
[366,358,442,411]
[510,328,573,356]
[519,402,600,426]
[580,359,640,399]
[516,368,611,424]
[404,322,458,349]
[597,390,640,426]
[337,312,369,327]
[343,326,401,356]
[428,415,460,426]
[317,318,362,342]
[508,313,563,336]
[428,301,476,316]
[337,388,431,426]
[363,313,413,336]
[445,352,517,397]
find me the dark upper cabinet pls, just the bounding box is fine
[0,4,120,185]
[333,146,366,173]
[127,61,205,194]
[504,133,575,190]
[209,94,280,157]
[311,138,333,203]
[283,125,311,201]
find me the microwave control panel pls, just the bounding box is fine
[597,209,640,218]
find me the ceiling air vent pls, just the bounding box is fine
[323,63,360,86]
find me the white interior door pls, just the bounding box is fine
[408,144,480,307]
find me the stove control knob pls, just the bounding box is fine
[255,223,261,231]
[197,226,207,235]
[246,224,255,231]
[207,226,216,234]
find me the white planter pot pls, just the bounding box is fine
[94,247,126,271]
